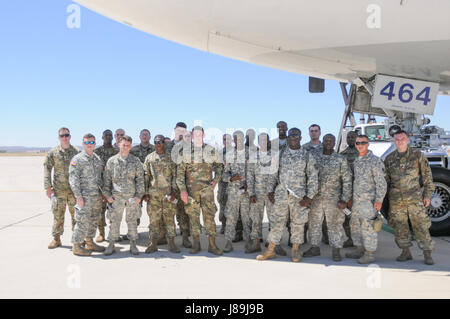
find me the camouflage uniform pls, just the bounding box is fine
[309,152,352,248]
[103,154,145,241]
[247,150,276,240]
[384,147,435,251]
[44,145,80,236]
[223,148,251,242]
[69,151,104,244]
[340,146,359,240]
[217,148,230,227]
[176,143,223,237]
[168,140,191,236]
[302,142,323,161]
[352,151,387,252]
[268,148,319,245]
[94,145,119,229]
[130,144,155,163]
[143,151,177,239]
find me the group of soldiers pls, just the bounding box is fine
[44,120,436,265]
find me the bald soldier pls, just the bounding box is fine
[45,127,80,249]
[94,129,119,242]
[384,130,435,265]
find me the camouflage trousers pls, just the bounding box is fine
[97,200,108,229]
[51,191,76,237]
[224,187,250,242]
[310,198,346,248]
[218,181,228,225]
[268,190,309,245]
[184,188,217,237]
[106,195,141,241]
[389,201,434,251]
[175,194,190,236]
[147,195,177,239]
[249,195,273,240]
[71,194,102,244]
[350,212,377,252]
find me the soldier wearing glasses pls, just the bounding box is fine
[44,127,80,249]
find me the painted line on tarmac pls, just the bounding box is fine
[0,211,49,231]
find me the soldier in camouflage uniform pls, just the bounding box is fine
[45,128,80,249]
[94,129,119,243]
[218,134,233,234]
[384,130,435,265]
[247,133,276,253]
[113,128,125,149]
[345,135,387,264]
[176,126,223,255]
[167,122,192,248]
[222,131,251,253]
[143,135,180,254]
[69,134,105,256]
[339,131,359,247]
[257,128,319,263]
[303,134,352,261]
[103,135,145,256]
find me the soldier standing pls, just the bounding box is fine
[218,134,233,234]
[45,127,80,249]
[339,131,359,248]
[303,134,352,261]
[222,131,251,253]
[302,124,323,159]
[143,135,180,254]
[271,121,288,154]
[113,128,125,149]
[94,129,119,243]
[384,130,435,265]
[345,135,386,264]
[247,133,276,253]
[257,128,319,262]
[69,134,105,256]
[176,126,223,255]
[103,135,145,256]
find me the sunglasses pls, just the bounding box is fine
[154,141,165,144]
[355,141,368,145]
[83,141,95,145]
[59,134,70,138]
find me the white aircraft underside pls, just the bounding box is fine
[75,0,450,94]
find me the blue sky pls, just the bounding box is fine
[1,0,449,147]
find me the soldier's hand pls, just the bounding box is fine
[143,195,150,202]
[181,191,188,204]
[347,199,353,209]
[135,197,141,205]
[77,197,85,208]
[423,198,431,208]
[230,174,242,182]
[268,192,275,204]
[102,196,107,203]
[300,196,312,207]
[337,200,347,210]
[373,202,382,211]
[170,192,176,203]
[250,195,257,204]
[210,181,217,188]
[46,187,54,200]
[107,196,115,204]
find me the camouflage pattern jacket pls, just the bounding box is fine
[340,146,359,174]
[94,145,119,167]
[247,150,277,198]
[130,144,155,163]
[68,151,104,198]
[143,151,177,198]
[43,145,80,192]
[222,148,248,190]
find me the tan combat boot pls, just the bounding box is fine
[85,238,105,252]
[145,235,158,254]
[303,245,321,257]
[256,242,276,261]
[95,226,105,243]
[424,250,434,265]
[358,251,376,264]
[246,238,262,254]
[182,233,192,248]
[130,240,139,255]
[223,240,233,253]
[346,246,364,259]
[48,235,61,249]
[73,243,92,256]
[208,236,223,256]
[104,241,115,256]
[291,244,302,262]
[332,248,342,261]
[396,248,413,262]
[190,235,201,254]
[167,237,180,253]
